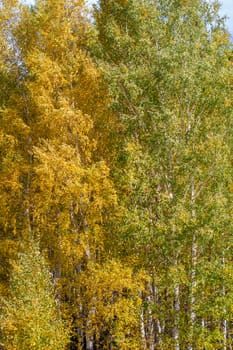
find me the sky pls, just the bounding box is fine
[22,0,233,37]
[219,0,233,36]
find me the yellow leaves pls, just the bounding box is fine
[76,260,147,348]
[228,182,233,193]
[0,109,30,139]
[168,264,188,286]
[211,31,230,47]
[32,142,84,229]
[25,53,66,121]
[0,1,117,348]
[60,233,85,260]
[0,240,18,257]
[224,97,232,108]
[27,52,65,89]
[86,161,117,211]
[1,319,17,333]
[34,141,82,190]
[32,137,117,271]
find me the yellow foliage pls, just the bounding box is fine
[75,260,147,349]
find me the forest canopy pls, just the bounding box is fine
[0,0,233,349]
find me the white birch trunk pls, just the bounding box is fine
[86,301,96,350]
[86,336,94,350]
[201,300,205,331]
[223,318,227,350]
[188,180,197,350]
[154,285,163,348]
[140,312,147,349]
[140,295,147,350]
[222,254,227,350]
[148,282,155,350]
[26,135,34,235]
[173,283,180,350]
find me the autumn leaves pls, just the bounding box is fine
[0,0,233,349]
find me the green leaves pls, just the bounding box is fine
[0,0,232,348]
[0,240,69,350]
[95,0,233,347]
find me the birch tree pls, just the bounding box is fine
[94,0,233,347]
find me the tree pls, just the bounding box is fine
[0,0,118,347]
[94,0,233,347]
[0,240,69,350]
[0,0,232,348]
[76,260,147,349]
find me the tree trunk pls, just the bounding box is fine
[222,253,227,350]
[173,284,180,350]
[189,181,197,350]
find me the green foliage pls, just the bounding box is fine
[0,0,232,349]
[95,0,233,347]
[0,240,69,350]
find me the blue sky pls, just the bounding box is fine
[22,0,233,36]
[219,0,233,35]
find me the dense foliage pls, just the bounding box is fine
[0,0,232,349]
